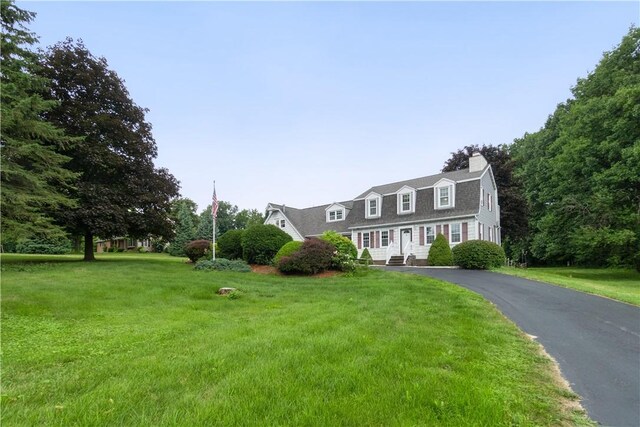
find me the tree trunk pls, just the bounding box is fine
[84,230,95,261]
[72,235,82,253]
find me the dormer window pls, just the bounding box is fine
[434,179,455,209]
[439,187,450,206]
[369,199,378,216]
[365,193,382,219]
[327,209,344,222]
[396,186,416,214]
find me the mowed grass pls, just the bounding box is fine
[498,266,640,306]
[2,254,592,426]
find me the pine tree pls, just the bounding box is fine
[0,1,78,243]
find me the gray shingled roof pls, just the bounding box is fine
[348,180,480,228]
[269,201,353,236]
[355,168,485,199]
[269,167,485,237]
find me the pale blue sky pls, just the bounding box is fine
[21,1,639,213]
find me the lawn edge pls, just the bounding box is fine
[494,267,640,307]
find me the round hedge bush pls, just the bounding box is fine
[320,230,357,259]
[427,233,453,266]
[277,238,336,275]
[274,240,303,264]
[184,239,212,263]
[217,229,245,260]
[241,224,292,265]
[452,240,506,269]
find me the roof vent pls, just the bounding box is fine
[469,152,488,172]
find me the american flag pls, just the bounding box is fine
[212,185,219,219]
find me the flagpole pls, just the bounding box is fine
[212,181,216,261]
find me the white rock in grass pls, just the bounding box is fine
[217,287,236,295]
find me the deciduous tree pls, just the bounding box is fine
[40,38,179,260]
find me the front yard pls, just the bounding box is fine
[1,254,592,425]
[497,267,640,306]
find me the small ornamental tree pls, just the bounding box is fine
[241,224,292,265]
[217,229,245,260]
[184,239,212,263]
[274,241,303,264]
[277,238,335,275]
[427,233,453,266]
[452,240,505,269]
[359,248,373,265]
[321,230,357,259]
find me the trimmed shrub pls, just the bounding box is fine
[217,229,245,260]
[320,230,357,259]
[16,236,71,254]
[359,248,373,265]
[453,240,506,269]
[184,240,212,263]
[195,258,251,272]
[427,233,453,266]
[274,241,303,264]
[277,238,335,275]
[242,224,292,265]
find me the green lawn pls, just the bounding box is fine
[2,253,592,426]
[497,266,640,306]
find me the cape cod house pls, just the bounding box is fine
[265,153,500,266]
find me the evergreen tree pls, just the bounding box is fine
[169,202,196,257]
[427,234,453,266]
[0,1,77,243]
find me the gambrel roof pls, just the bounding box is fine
[267,165,493,237]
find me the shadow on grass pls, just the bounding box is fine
[0,253,187,267]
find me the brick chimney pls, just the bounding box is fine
[469,152,488,172]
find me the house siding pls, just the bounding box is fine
[477,169,500,244]
[266,211,304,241]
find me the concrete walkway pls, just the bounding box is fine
[385,267,640,426]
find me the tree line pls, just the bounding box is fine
[443,27,639,269]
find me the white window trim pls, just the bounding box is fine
[433,179,456,210]
[381,230,389,248]
[365,193,382,219]
[327,208,345,223]
[425,226,435,244]
[488,193,492,212]
[450,222,462,244]
[280,219,286,228]
[396,186,416,215]
[362,232,370,248]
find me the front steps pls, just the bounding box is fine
[386,255,405,266]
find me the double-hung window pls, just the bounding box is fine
[401,194,411,212]
[369,199,377,217]
[363,233,370,248]
[451,223,461,243]
[425,226,435,244]
[328,210,343,221]
[439,187,450,207]
[381,230,389,247]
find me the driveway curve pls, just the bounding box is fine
[385,267,640,426]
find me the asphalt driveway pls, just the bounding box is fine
[385,267,640,426]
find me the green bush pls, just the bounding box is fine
[184,240,212,263]
[217,229,245,260]
[359,248,373,265]
[428,234,453,266]
[16,236,71,254]
[241,224,292,265]
[274,241,303,264]
[452,240,505,269]
[195,258,251,272]
[321,231,357,259]
[277,238,335,275]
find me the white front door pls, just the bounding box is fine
[400,228,412,254]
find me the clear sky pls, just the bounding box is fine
[21,1,639,213]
